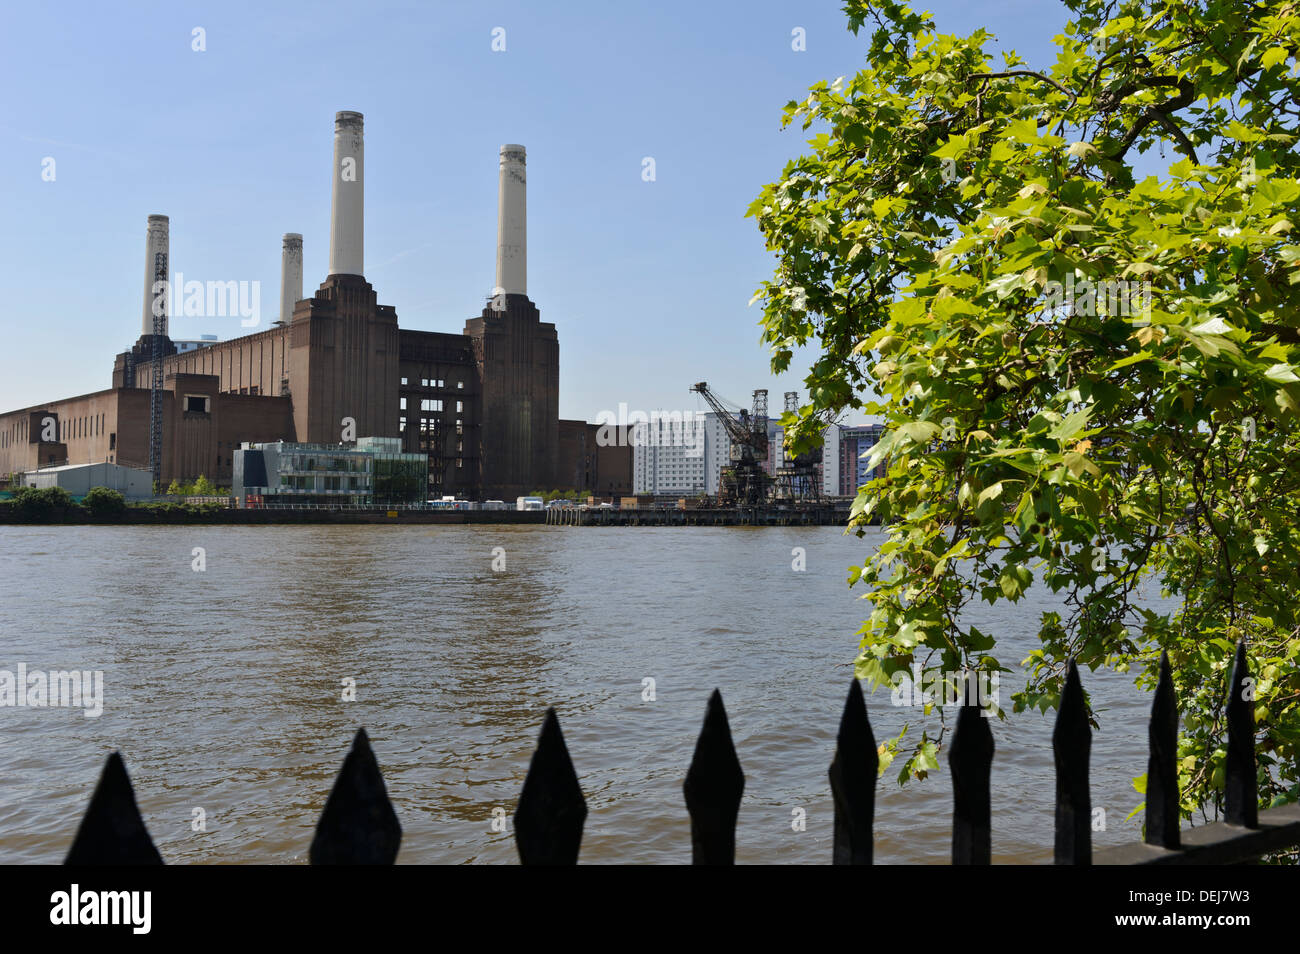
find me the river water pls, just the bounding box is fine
[0,524,1169,864]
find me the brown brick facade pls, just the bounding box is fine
[463,294,559,500]
[4,286,576,497]
[0,375,292,488]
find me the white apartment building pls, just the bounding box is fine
[632,412,709,495]
[634,411,840,497]
[822,422,841,496]
[702,412,730,496]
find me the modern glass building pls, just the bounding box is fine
[233,436,427,507]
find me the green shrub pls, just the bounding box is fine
[83,486,127,516]
[10,485,74,517]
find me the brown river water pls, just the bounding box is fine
[0,524,1168,864]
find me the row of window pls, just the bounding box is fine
[2,414,116,449]
[280,475,364,491]
[68,413,104,442]
[3,412,109,446]
[398,398,465,413]
[281,454,370,473]
[398,417,464,435]
[401,377,465,389]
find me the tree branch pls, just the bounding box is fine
[1104,76,1198,162]
[969,70,1078,109]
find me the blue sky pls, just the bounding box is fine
[0,0,1064,422]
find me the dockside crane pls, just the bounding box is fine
[772,390,823,503]
[690,382,770,506]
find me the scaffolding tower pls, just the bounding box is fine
[773,390,822,502]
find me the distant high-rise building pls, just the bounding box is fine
[839,424,888,494]
[632,412,708,495]
[822,422,841,496]
[702,412,729,496]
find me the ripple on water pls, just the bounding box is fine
[0,525,1165,863]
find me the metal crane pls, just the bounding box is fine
[690,382,770,506]
[772,390,822,502]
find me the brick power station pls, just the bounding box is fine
[0,112,630,500]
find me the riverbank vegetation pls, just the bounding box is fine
[2,486,226,523]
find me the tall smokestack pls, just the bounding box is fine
[329,111,364,277]
[280,233,303,322]
[494,144,526,298]
[140,214,169,337]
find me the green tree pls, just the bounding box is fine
[193,475,217,496]
[11,485,73,518]
[751,0,1300,818]
[83,486,127,517]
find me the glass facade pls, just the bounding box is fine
[372,452,426,505]
[233,439,427,507]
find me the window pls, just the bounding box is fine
[184,395,210,414]
[456,401,463,413]
[400,397,407,410]
[421,399,442,413]
[401,377,408,385]
[457,380,463,389]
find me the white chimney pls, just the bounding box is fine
[140,214,169,337]
[493,144,526,298]
[280,233,303,322]
[329,111,364,277]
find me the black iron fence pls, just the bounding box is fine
[61,641,1300,864]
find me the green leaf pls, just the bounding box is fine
[1261,47,1289,70]
[899,421,941,444]
[1048,407,1090,441]
[1191,317,1234,335]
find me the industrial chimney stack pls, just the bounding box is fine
[280,233,303,322]
[329,111,364,277]
[494,144,526,298]
[140,214,169,337]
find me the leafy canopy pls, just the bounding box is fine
[750,0,1300,816]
